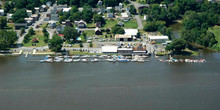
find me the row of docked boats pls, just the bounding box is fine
[159,59,206,63]
[40,55,149,63]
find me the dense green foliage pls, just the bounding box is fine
[93,14,106,26]
[0,30,17,49]
[129,5,137,14]
[12,9,27,23]
[62,27,78,42]
[0,17,7,29]
[49,35,63,52]
[23,27,35,43]
[43,27,49,43]
[20,28,25,35]
[111,25,125,35]
[165,38,187,52]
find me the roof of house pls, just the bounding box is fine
[63,8,71,12]
[26,10,32,13]
[124,29,138,36]
[75,20,87,25]
[95,27,101,32]
[148,35,169,40]
[32,38,39,42]
[102,46,118,53]
[115,34,132,39]
[121,13,129,18]
[107,7,112,9]
[0,9,4,12]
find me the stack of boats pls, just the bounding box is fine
[159,59,206,63]
[40,55,149,63]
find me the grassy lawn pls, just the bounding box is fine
[39,23,48,28]
[23,30,47,47]
[103,19,118,28]
[84,30,95,37]
[6,23,15,30]
[87,23,96,28]
[124,20,138,29]
[209,26,220,48]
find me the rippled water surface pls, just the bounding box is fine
[0,52,220,110]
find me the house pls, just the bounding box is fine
[118,21,124,27]
[95,22,102,27]
[148,35,169,44]
[102,46,118,53]
[75,20,87,28]
[51,13,59,21]
[107,13,113,18]
[32,38,39,43]
[133,44,147,54]
[15,23,27,30]
[58,4,67,9]
[144,15,147,20]
[62,8,71,13]
[92,8,100,13]
[115,34,132,41]
[78,7,83,12]
[31,14,39,21]
[24,18,34,25]
[34,7,40,13]
[26,10,32,17]
[124,29,138,38]
[95,27,102,35]
[0,9,4,16]
[46,1,52,7]
[119,3,123,9]
[115,6,121,12]
[64,20,73,27]
[7,13,13,21]
[48,21,57,28]
[40,5,47,12]
[137,4,149,10]
[99,7,105,14]
[106,7,112,13]
[44,17,50,21]
[97,0,103,6]
[56,25,65,34]
[121,13,129,21]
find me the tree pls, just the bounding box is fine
[165,38,187,53]
[130,5,137,15]
[20,28,25,35]
[111,25,125,35]
[69,12,82,22]
[0,16,7,29]
[0,30,17,49]
[62,27,78,42]
[79,42,83,47]
[12,9,27,23]
[89,42,93,47]
[28,27,35,35]
[93,14,106,26]
[143,21,165,32]
[48,35,63,52]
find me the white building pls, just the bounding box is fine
[102,46,118,53]
[26,10,32,17]
[106,7,112,13]
[148,35,169,43]
[0,9,4,16]
[124,29,138,38]
[107,13,113,18]
[62,8,71,13]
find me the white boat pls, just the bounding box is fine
[46,58,53,63]
[92,55,98,58]
[73,59,80,62]
[81,55,88,58]
[106,59,111,61]
[72,55,80,58]
[131,59,138,62]
[81,59,89,62]
[91,58,98,62]
[109,59,117,62]
[118,59,129,62]
[64,58,72,63]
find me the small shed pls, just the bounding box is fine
[32,38,39,43]
[95,27,102,35]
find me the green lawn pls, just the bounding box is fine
[23,30,47,47]
[209,26,220,47]
[103,19,118,28]
[84,30,95,37]
[39,23,48,28]
[124,20,138,29]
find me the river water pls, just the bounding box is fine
[0,51,220,110]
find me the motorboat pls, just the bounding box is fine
[72,55,80,59]
[108,59,117,62]
[45,58,53,63]
[137,59,145,63]
[81,59,89,62]
[73,59,80,62]
[131,59,138,62]
[91,58,98,62]
[118,59,129,62]
[64,58,72,63]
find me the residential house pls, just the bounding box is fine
[7,13,13,21]
[0,9,4,16]
[106,7,112,13]
[78,7,83,12]
[40,5,47,12]
[31,14,39,21]
[64,20,73,27]
[63,8,71,13]
[25,18,34,25]
[15,23,27,30]
[132,44,147,54]
[26,10,32,17]
[46,1,52,7]
[56,25,65,34]
[48,21,57,28]
[75,20,87,28]
[119,3,123,9]
[34,7,40,14]
[137,4,149,11]
[107,13,114,18]
[121,13,129,21]
[95,27,102,35]
[95,22,102,28]
[97,0,103,6]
